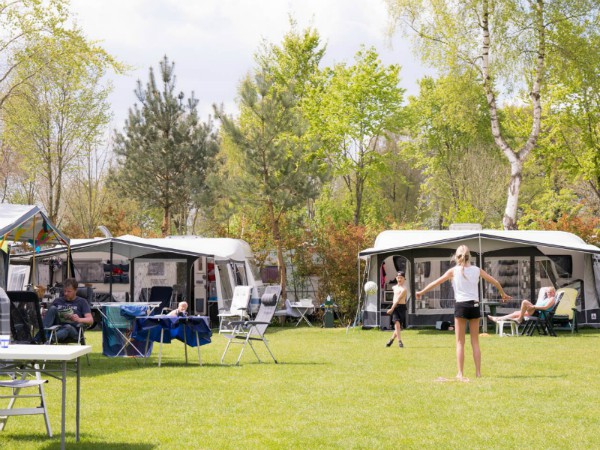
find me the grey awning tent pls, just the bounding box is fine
[11,234,262,314]
[0,204,70,289]
[359,230,600,257]
[28,234,253,261]
[358,229,600,327]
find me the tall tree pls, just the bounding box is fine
[386,0,600,229]
[304,46,405,225]
[0,0,72,110]
[62,142,113,238]
[216,26,327,297]
[3,32,119,223]
[402,73,506,227]
[539,26,600,209]
[114,56,220,236]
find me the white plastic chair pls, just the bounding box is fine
[218,286,251,333]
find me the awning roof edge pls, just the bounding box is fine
[359,230,600,257]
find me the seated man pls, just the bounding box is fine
[489,286,556,324]
[43,278,93,342]
[168,301,188,317]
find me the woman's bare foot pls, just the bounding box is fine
[456,375,470,382]
[488,316,498,323]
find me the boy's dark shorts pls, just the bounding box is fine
[391,304,407,329]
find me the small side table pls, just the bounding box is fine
[495,320,519,337]
[481,301,501,333]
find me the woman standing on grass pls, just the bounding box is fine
[416,245,510,381]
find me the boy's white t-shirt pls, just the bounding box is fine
[452,265,481,302]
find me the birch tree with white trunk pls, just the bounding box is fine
[386,0,600,229]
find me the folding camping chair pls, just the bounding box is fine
[8,290,89,362]
[7,291,47,344]
[522,289,564,337]
[221,285,281,365]
[551,288,578,333]
[100,304,149,358]
[147,286,174,316]
[217,285,251,333]
[0,371,52,436]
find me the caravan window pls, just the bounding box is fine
[548,255,573,278]
[134,259,187,302]
[484,258,530,306]
[8,264,30,290]
[73,260,104,283]
[231,262,247,286]
[216,262,233,301]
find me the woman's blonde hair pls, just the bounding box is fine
[452,245,471,277]
[452,245,471,267]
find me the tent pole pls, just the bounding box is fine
[32,215,37,288]
[109,241,114,300]
[478,233,483,301]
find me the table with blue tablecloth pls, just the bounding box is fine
[133,315,212,366]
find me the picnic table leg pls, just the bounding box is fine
[195,330,202,366]
[61,361,67,450]
[144,332,151,364]
[183,323,188,365]
[158,329,164,367]
[76,357,81,442]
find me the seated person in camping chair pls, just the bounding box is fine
[489,286,556,324]
[43,278,93,342]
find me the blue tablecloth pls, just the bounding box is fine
[133,315,212,347]
[102,304,153,357]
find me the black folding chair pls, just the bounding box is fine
[147,286,174,316]
[522,291,564,337]
[7,291,47,344]
[13,290,92,365]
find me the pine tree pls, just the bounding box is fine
[216,27,327,297]
[114,56,219,236]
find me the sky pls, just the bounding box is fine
[69,0,430,129]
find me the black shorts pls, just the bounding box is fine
[454,300,481,320]
[391,304,407,329]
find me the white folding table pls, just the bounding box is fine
[290,303,315,327]
[0,345,92,450]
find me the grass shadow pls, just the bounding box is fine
[5,433,156,450]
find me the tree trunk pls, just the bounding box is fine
[481,0,545,230]
[354,178,363,226]
[161,205,170,237]
[268,199,286,300]
[503,160,523,230]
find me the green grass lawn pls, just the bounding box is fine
[3,326,600,449]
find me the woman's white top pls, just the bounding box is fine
[452,265,481,302]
